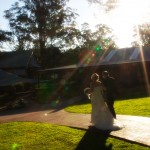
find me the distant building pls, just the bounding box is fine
[39,46,150,97]
[0,50,41,78]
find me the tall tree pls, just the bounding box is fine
[80,23,116,50]
[4,2,32,51]
[80,23,94,49]
[79,23,117,64]
[4,0,80,61]
[132,23,150,46]
[92,24,117,50]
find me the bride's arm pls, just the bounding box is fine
[84,88,92,99]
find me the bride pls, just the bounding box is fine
[84,73,123,131]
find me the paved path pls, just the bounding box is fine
[0,107,150,147]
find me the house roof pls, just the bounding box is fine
[0,69,37,86]
[39,46,150,72]
[0,50,40,68]
[100,47,150,65]
[39,64,78,72]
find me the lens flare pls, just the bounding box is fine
[136,25,150,95]
[11,143,20,150]
[95,46,100,51]
[105,39,109,44]
[91,53,95,57]
[50,99,60,108]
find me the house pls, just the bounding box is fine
[0,50,41,78]
[99,47,150,88]
[38,46,150,97]
[0,69,36,86]
[0,69,37,93]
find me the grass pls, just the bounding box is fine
[65,97,150,117]
[0,122,149,150]
[0,92,149,149]
[35,82,78,103]
[0,122,84,150]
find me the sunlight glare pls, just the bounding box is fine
[114,0,150,25]
[135,25,150,95]
[109,0,150,47]
[44,113,48,116]
[90,0,150,48]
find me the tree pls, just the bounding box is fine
[4,2,32,51]
[87,0,119,12]
[79,23,95,49]
[79,23,116,50]
[78,23,117,64]
[92,24,117,51]
[4,0,80,62]
[0,30,12,50]
[60,47,80,65]
[40,46,62,68]
[132,23,150,46]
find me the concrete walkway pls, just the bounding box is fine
[0,107,150,147]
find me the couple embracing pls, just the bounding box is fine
[84,71,123,131]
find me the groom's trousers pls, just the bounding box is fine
[106,99,116,119]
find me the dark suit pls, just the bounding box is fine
[102,76,117,118]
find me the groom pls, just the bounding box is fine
[102,71,117,118]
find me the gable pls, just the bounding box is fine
[0,69,36,86]
[100,47,150,65]
[0,50,40,69]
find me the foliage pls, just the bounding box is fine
[4,0,80,53]
[0,30,12,50]
[3,0,118,66]
[78,23,117,64]
[0,122,149,150]
[38,46,62,67]
[36,81,79,103]
[132,23,150,46]
[60,48,80,65]
[0,30,12,42]
[92,24,117,50]
[35,82,58,103]
[65,97,150,117]
[80,23,117,50]
[80,23,94,49]
[87,0,119,12]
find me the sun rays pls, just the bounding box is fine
[135,25,150,95]
[89,0,150,48]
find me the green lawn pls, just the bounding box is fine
[65,97,150,117]
[0,96,149,149]
[0,122,149,150]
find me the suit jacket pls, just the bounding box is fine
[102,76,117,101]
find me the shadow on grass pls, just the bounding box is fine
[75,127,112,150]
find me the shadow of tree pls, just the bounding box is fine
[75,127,112,150]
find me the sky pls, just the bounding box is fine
[1,0,150,51]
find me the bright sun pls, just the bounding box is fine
[109,0,150,48]
[91,0,150,48]
[115,0,150,24]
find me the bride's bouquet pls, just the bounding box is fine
[84,87,91,100]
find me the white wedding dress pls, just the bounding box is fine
[90,86,123,130]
